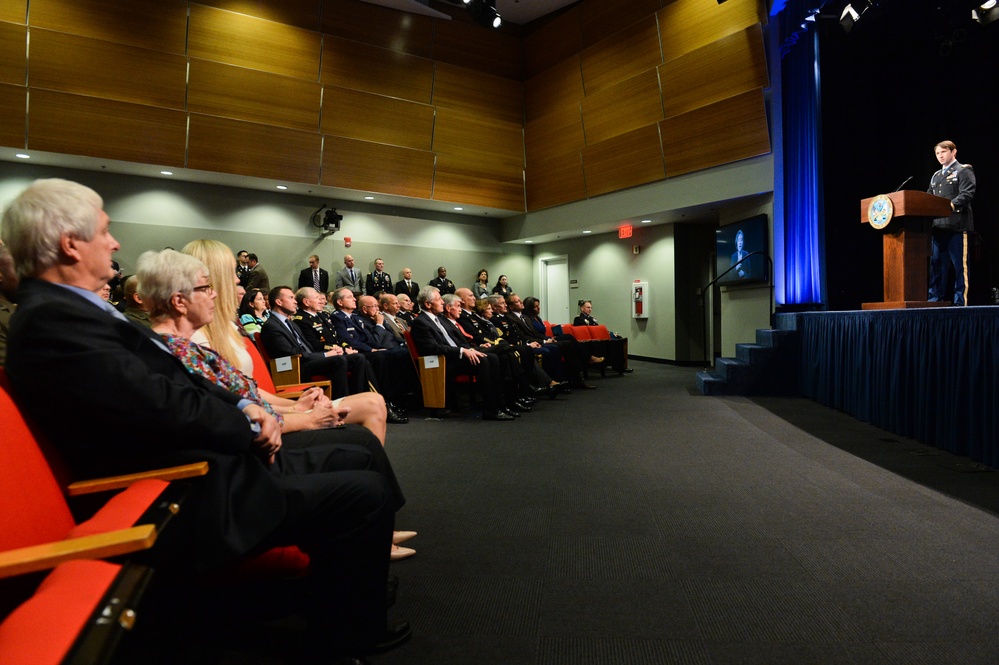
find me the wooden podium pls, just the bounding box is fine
[859,190,953,310]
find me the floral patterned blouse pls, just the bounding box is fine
[159,332,283,426]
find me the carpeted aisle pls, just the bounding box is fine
[369,361,999,665]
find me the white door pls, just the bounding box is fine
[541,256,570,324]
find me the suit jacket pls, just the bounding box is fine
[409,311,468,360]
[334,266,363,295]
[574,313,598,326]
[246,264,270,292]
[6,279,284,571]
[381,313,407,342]
[428,276,456,295]
[365,271,393,296]
[297,267,330,292]
[261,312,331,362]
[330,309,379,352]
[393,279,420,304]
[360,316,404,349]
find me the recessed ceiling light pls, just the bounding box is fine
[160,170,173,175]
[15,153,30,159]
[582,230,592,234]
[641,219,652,224]
[453,207,463,211]
[525,240,533,244]
[275,185,288,190]
[364,196,374,200]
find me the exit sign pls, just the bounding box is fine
[618,225,633,239]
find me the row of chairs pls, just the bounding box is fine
[0,366,315,663]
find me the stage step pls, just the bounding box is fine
[696,326,800,396]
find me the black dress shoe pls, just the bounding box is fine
[501,407,521,418]
[369,620,412,653]
[387,407,409,424]
[512,400,533,412]
[484,410,515,421]
[555,381,572,394]
[528,385,549,396]
[623,368,634,373]
[387,401,407,416]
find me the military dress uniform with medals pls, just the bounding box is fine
[928,161,976,305]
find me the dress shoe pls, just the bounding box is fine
[521,395,538,404]
[554,380,572,394]
[623,367,634,373]
[386,401,407,416]
[511,400,533,412]
[391,545,416,561]
[501,407,521,418]
[528,385,550,397]
[387,407,409,424]
[393,531,417,545]
[484,410,515,421]
[369,620,412,654]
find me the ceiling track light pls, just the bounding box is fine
[465,0,502,28]
[973,1,999,25]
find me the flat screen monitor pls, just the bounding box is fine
[716,214,768,286]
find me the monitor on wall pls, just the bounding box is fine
[716,214,768,286]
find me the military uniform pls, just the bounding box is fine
[928,161,976,305]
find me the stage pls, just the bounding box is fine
[787,308,999,467]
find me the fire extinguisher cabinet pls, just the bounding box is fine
[632,281,648,319]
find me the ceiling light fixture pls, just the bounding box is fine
[160,170,173,175]
[464,0,502,28]
[973,1,999,25]
[276,185,288,190]
[15,153,30,159]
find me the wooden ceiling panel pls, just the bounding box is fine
[323,135,435,199]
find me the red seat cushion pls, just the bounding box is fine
[589,324,611,340]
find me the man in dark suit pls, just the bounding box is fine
[364,258,393,297]
[334,254,364,297]
[261,286,377,399]
[428,266,455,295]
[245,252,270,292]
[504,292,593,389]
[393,267,420,311]
[1,178,409,662]
[297,254,330,293]
[410,286,514,421]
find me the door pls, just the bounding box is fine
[540,256,569,324]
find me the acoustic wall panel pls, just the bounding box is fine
[432,19,522,81]
[322,86,434,151]
[660,88,770,176]
[660,23,767,119]
[433,108,523,172]
[582,124,665,197]
[189,59,321,131]
[524,56,583,124]
[321,0,434,58]
[0,0,26,24]
[581,68,664,145]
[524,102,584,166]
[580,0,663,47]
[196,0,323,32]
[322,136,435,199]
[658,0,763,61]
[580,16,662,96]
[28,89,186,165]
[322,37,434,104]
[0,83,25,148]
[434,63,524,125]
[434,154,525,211]
[189,4,322,81]
[525,153,586,211]
[523,7,582,79]
[188,114,323,183]
[0,21,25,85]
[28,0,188,54]
[29,30,187,109]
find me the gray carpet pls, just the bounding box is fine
[224,361,999,664]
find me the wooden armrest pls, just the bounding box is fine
[66,462,209,497]
[0,525,157,579]
[274,380,332,400]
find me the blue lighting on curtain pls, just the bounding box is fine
[775,0,827,306]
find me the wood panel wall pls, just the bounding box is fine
[523,0,770,212]
[2,0,770,215]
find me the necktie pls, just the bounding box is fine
[313,270,320,290]
[349,269,355,282]
[432,315,458,347]
[285,318,309,353]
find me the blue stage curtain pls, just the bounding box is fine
[800,309,999,466]
[775,0,826,306]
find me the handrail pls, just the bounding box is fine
[700,250,775,364]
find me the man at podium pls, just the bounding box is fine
[927,140,976,306]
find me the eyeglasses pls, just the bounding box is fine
[193,284,214,294]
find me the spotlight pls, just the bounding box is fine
[465,0,502,28]
[973,1,999,25]
[839,0,872,33]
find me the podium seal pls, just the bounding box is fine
[868,194,894,229]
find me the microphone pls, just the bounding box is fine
[892,176,913,192]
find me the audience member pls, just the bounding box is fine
[0,243,17,366]
[492,274,512,297]
[365,258,393,297]
[1,178,409,661]
[378,293,408,341]
[394,267,420,310]
[507,293,596,388]
[428,266,455,295]
[239,287,269,334]
[472,269,490,299]
[245,252,270,292]
[396,293,417,323]
[235,249,251,287]
[297,254,329,292]
[121,274,152,328]
[334,254,363,296]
